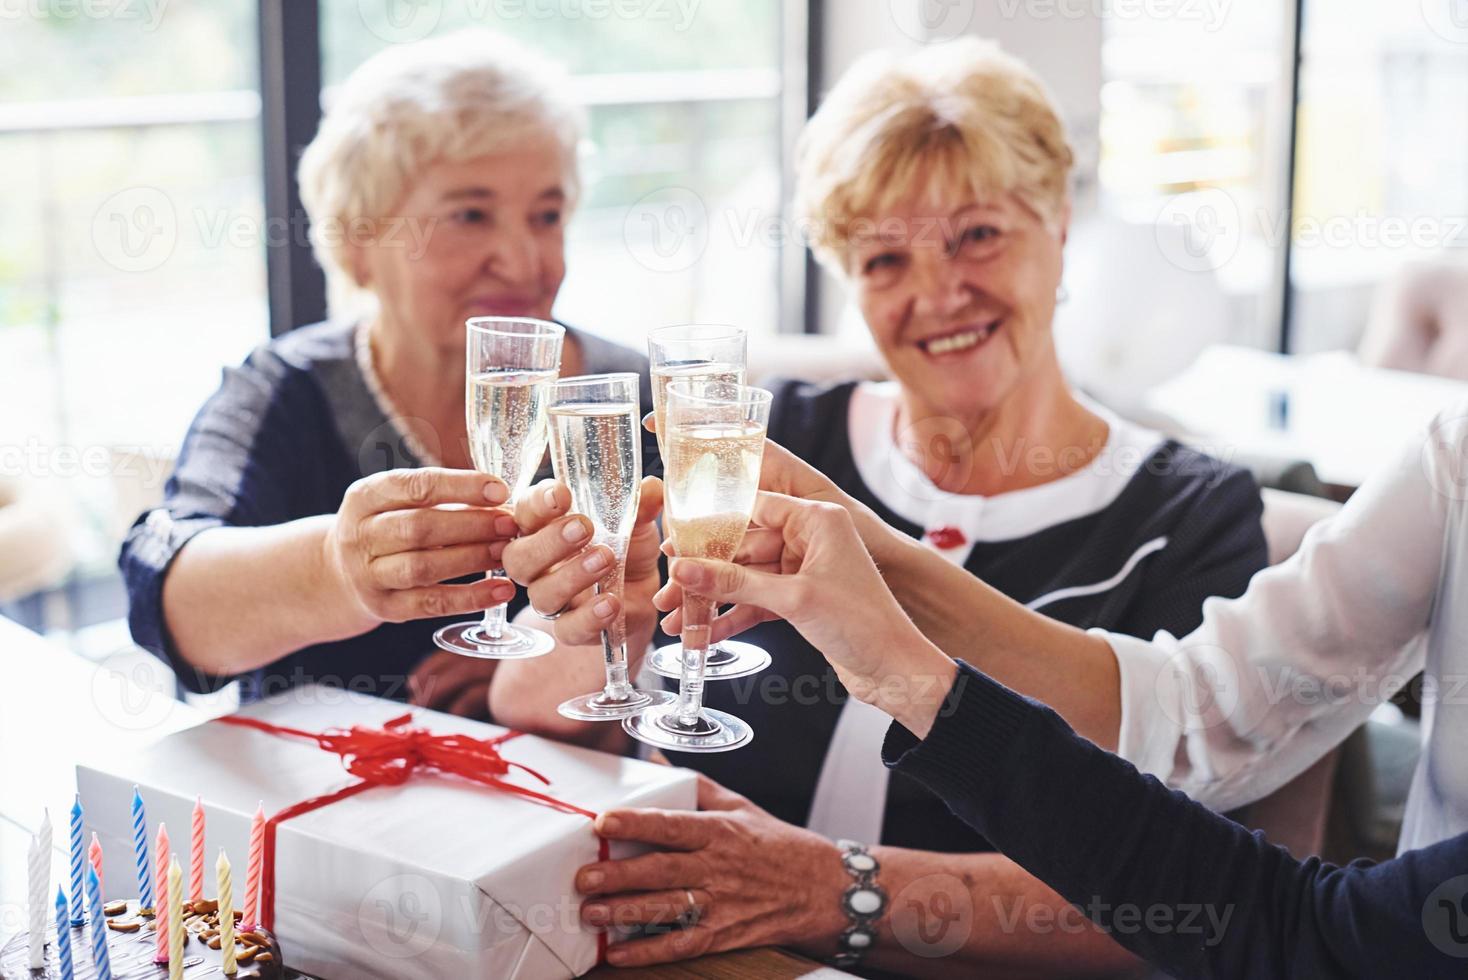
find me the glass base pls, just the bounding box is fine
[557,687,676,721]
[622,704,753,753]
[646,640,772,681]
[433,621,555,660]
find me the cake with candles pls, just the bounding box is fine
[0,897,284,979]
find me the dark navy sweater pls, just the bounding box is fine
[885,661,1468,978]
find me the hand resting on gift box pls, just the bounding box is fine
[576,773,851,969]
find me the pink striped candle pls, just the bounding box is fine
[189,797,206,902]
[154,823,171,963]
[241,803,265,931]
[88,833,104,896]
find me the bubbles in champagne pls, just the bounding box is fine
[549,401,641,561]
[468,368,556,500]
[650,362,745,455]
[664,420,764,560]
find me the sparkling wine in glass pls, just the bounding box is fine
[645,324,772,681]
[550,374,676,720]
[433,317,563,660]
[624,380,771,753]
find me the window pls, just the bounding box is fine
[1097,5,1292,351]
[0,4,267,596]
[321,0,791,345]
[1289,0,1468,353]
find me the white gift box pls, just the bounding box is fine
[76,684,697,979]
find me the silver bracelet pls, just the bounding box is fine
[829,838,887,969]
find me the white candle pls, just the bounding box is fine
[27,832,48,968]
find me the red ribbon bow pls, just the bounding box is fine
[215,712,608,958]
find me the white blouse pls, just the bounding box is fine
[1109,400,1468,853]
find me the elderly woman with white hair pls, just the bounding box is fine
[492,38,1268,974]
[119,30,651,715]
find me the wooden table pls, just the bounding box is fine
[0,616,834,979]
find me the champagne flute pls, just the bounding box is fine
[645,324,773,681]
[624,380,771,753]
[549,373,677,720]
[433,317,563,660]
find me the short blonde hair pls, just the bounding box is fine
[794,37,1074,275]
[298,30,586,319]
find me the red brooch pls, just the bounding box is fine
[924,526,967,550]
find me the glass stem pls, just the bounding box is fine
[676,593,713,726]
[480,569,509,640]
[599,568,633,702]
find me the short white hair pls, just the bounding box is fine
[298,30,586,319]
[795,37,1073,277]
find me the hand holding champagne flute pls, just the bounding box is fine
[548,374,675,720]
[624,380,772,753]
[434,317,563,660]
[645,324,771,681]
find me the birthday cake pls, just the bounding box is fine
[0,898,282,980]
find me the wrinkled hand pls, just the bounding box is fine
[576,775,847,967]
[407,651,496,720]
[501,477,665,652]
[326,468,518,626]
[655,440,908,641]
[657,492,954,722]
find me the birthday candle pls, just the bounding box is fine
[27,833,48,968]
[85,864,112,980]
[217,849,237,975]
[88,832,105,896]
[242,802,265,930]
[131,788,154,911]
[54,886,75,980]
[190,796,206,902]
[68,795,85,926]
[167,858,184,980]
[35,809,53,967]
[154,823,171,963]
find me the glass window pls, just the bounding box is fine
[1289,0,1468,353]
[1097,6,1291,350]
[319,0,787,343]
[0,4,266,601]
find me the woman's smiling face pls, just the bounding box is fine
[848,187,1069,424]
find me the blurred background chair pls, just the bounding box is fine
[1359,258,1468,381]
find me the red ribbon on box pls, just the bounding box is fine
[216,711,610,959]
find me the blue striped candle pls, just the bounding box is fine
[68,795,85,926]
[131,787,154,910]
[85,865,112,980]
[54,886,75,980]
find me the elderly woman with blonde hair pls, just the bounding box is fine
[119,30,651,715]
[493,37,1268,974]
